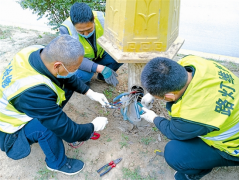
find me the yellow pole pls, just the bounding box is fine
[98,0,184,125]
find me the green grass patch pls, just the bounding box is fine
[122,167,156,180]
[141,137,155,145]
[35,167,57,180]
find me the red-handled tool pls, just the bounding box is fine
[68,132,100,148]
[90,132,100,140]
[97,158,122,177]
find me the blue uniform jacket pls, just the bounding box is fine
[0,49,94,160]
[153,66,239,162]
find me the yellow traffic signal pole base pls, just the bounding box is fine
[98,36,184,90]
[97,0,184,126]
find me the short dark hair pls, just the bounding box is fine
[70,2,94,25]
[141,57,188,97]
[43,35,84,66]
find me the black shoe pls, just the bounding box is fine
[174,171,189,180]
[174,171,205,180]
[96,74,106,82]
[47,158,85,175]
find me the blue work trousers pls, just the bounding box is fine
[76,51,123,83]
[164,138,239,180]
[23,88,73,170]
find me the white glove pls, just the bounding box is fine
[141,93,155,109]
[140,107,158,123]
[91,117,108,131]
[86,89,109,107]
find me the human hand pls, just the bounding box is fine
[140,107,158,123]
[101,66,119,87]
[141,93,155,109]
[91,117,108,131]
[86,89,109,106]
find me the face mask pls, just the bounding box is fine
[78,28,95,38]
[57,63,77,79]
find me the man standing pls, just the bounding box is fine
[0,35,109,175]
[140,56,239,180]
[60,2,123,86]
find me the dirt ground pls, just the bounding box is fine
[1,25,239,180]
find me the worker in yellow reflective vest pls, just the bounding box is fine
[140,56,239,180]
[0,35,110,175]
[60,2,123,87]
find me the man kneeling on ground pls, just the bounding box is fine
[60,2,123,86]
[140,56,239,180]
[0,35,109,175]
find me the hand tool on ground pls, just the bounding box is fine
[68,132,100,148]
[97,158,122,177]
[90,132,100,140]
[149,149,164,163]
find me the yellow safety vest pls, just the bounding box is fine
[171,56,239,156]
[61,11,105,60]
[0,46,65,134]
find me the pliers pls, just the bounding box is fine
[68,132,100,148]
[90,132,100,140]
[97,158,122,177]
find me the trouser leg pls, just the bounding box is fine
[164,138,239,179]
[23,119,67,169]
[75,70,94,83]
[95,51,123,80]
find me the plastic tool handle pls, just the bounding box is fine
[90,132,100,140]
[97,163,109,173]
[100,167,112,177]
[154,149,164,157]
[100,164,116,177]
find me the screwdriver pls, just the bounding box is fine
[149,149,164,163]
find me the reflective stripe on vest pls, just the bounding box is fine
[0,46,65,133]
[61,11,104,60]
[172,56,239,156]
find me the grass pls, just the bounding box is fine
[99,109,110,116]
[122,167,156,180]
[107,137,112,142]
[122,167,142,180]
[35,167,57,180]
[72,148,80,159]
[141,137,155,145]
[119,133,129,148]
[119,141,128,149]
[0,29,10,39]
[103,87,115,99]
[122,133,129,141]
[79,112,88,117]
[152,127,158,132]
[103,89,113,99]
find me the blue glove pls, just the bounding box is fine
[101,67,119,86]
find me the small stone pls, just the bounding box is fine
[127,124,134,131]
[158,134,162,142]
[137,127,144,131]
[117,127,126,132]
